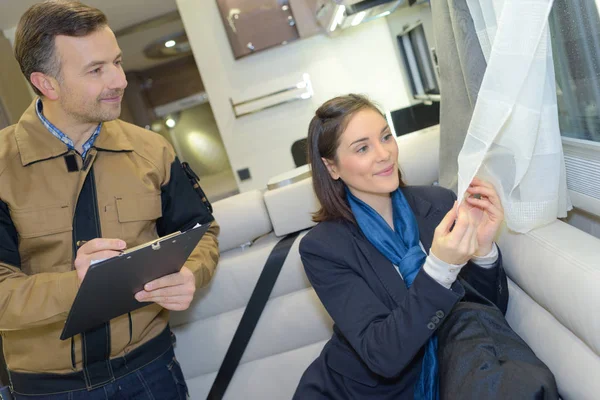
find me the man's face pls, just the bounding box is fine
[53,25,127,123]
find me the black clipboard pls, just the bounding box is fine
[60,223,210,340]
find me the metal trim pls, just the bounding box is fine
[230,74,313,118]
[267,169,312,190]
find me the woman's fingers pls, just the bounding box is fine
[448,202,471,243]
[468,208,479,246]
[466,185,499,203]
[470,177,493,189]
[466,196,503,220]
[435,201,458,237]
[454,215,476,262]
[467,179,503,210]
[470,215,479,254]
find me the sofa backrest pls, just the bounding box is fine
[499,221,600,399]
[211,189,273,252]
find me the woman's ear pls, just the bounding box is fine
[321,157,340,180]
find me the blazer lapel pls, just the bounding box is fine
[401,187,444,252]
[351,225,408,306]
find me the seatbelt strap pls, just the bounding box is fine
[206,231,300,400]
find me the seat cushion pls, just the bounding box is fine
[184,340,328,399]
[506,279,600,400]
[499,220,600,356]
[173,287,332,379]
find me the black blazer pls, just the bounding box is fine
[293,185,508,400]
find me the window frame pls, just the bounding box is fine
[562,137,600,216]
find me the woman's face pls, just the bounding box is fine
[323,108,399,203]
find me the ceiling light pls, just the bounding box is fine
[166,118,176,128]
[145,32,191,60]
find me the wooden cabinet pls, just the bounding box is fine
[217,0,301,59]
[122,55,205,127]
[140,56,205,108]
[122,72,155,127]
[289,0,321,38]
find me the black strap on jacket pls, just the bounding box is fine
[181,162,213,214]
[206,231,300,400]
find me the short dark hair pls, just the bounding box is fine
[308,94,405,223]
[14,0,108,96]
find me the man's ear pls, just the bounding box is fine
[30,72,59,100]
[321,157,340,180]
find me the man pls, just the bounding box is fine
[0,1,220,397]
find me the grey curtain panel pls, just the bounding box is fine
[430,0,486,192]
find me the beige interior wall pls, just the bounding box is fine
[0,31,34,125]
[169,103,232,176]
[152,103,239,202]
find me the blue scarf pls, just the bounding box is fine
[346,188,439,400]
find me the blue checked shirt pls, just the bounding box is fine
[35,99,101,159]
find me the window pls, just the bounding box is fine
[549,0,600,216]
[550,0,600,143]
[397,23,440,102]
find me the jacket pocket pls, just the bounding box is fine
[11,204,72,238]
[116,193,162,222]
[326,342,380,387]
[115,192,162,246]
[10,204,73,274]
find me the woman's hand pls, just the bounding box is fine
[465,177,504,256]
[431,200,479,265]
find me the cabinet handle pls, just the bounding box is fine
[247,42,255,51]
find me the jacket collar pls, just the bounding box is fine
[401,186,442,251]
[93,119,135,153]
[15,100,134,166]
[350,186,444,306]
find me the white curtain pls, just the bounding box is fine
[457,0,572,233]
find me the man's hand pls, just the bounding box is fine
[74,239,127,284]
[135,266,196,311]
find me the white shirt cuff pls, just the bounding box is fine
[423,252,466,289]
[470,243,499,269]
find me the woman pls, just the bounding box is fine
[294,94,508,399]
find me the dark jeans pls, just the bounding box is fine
[13,347,188,400]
